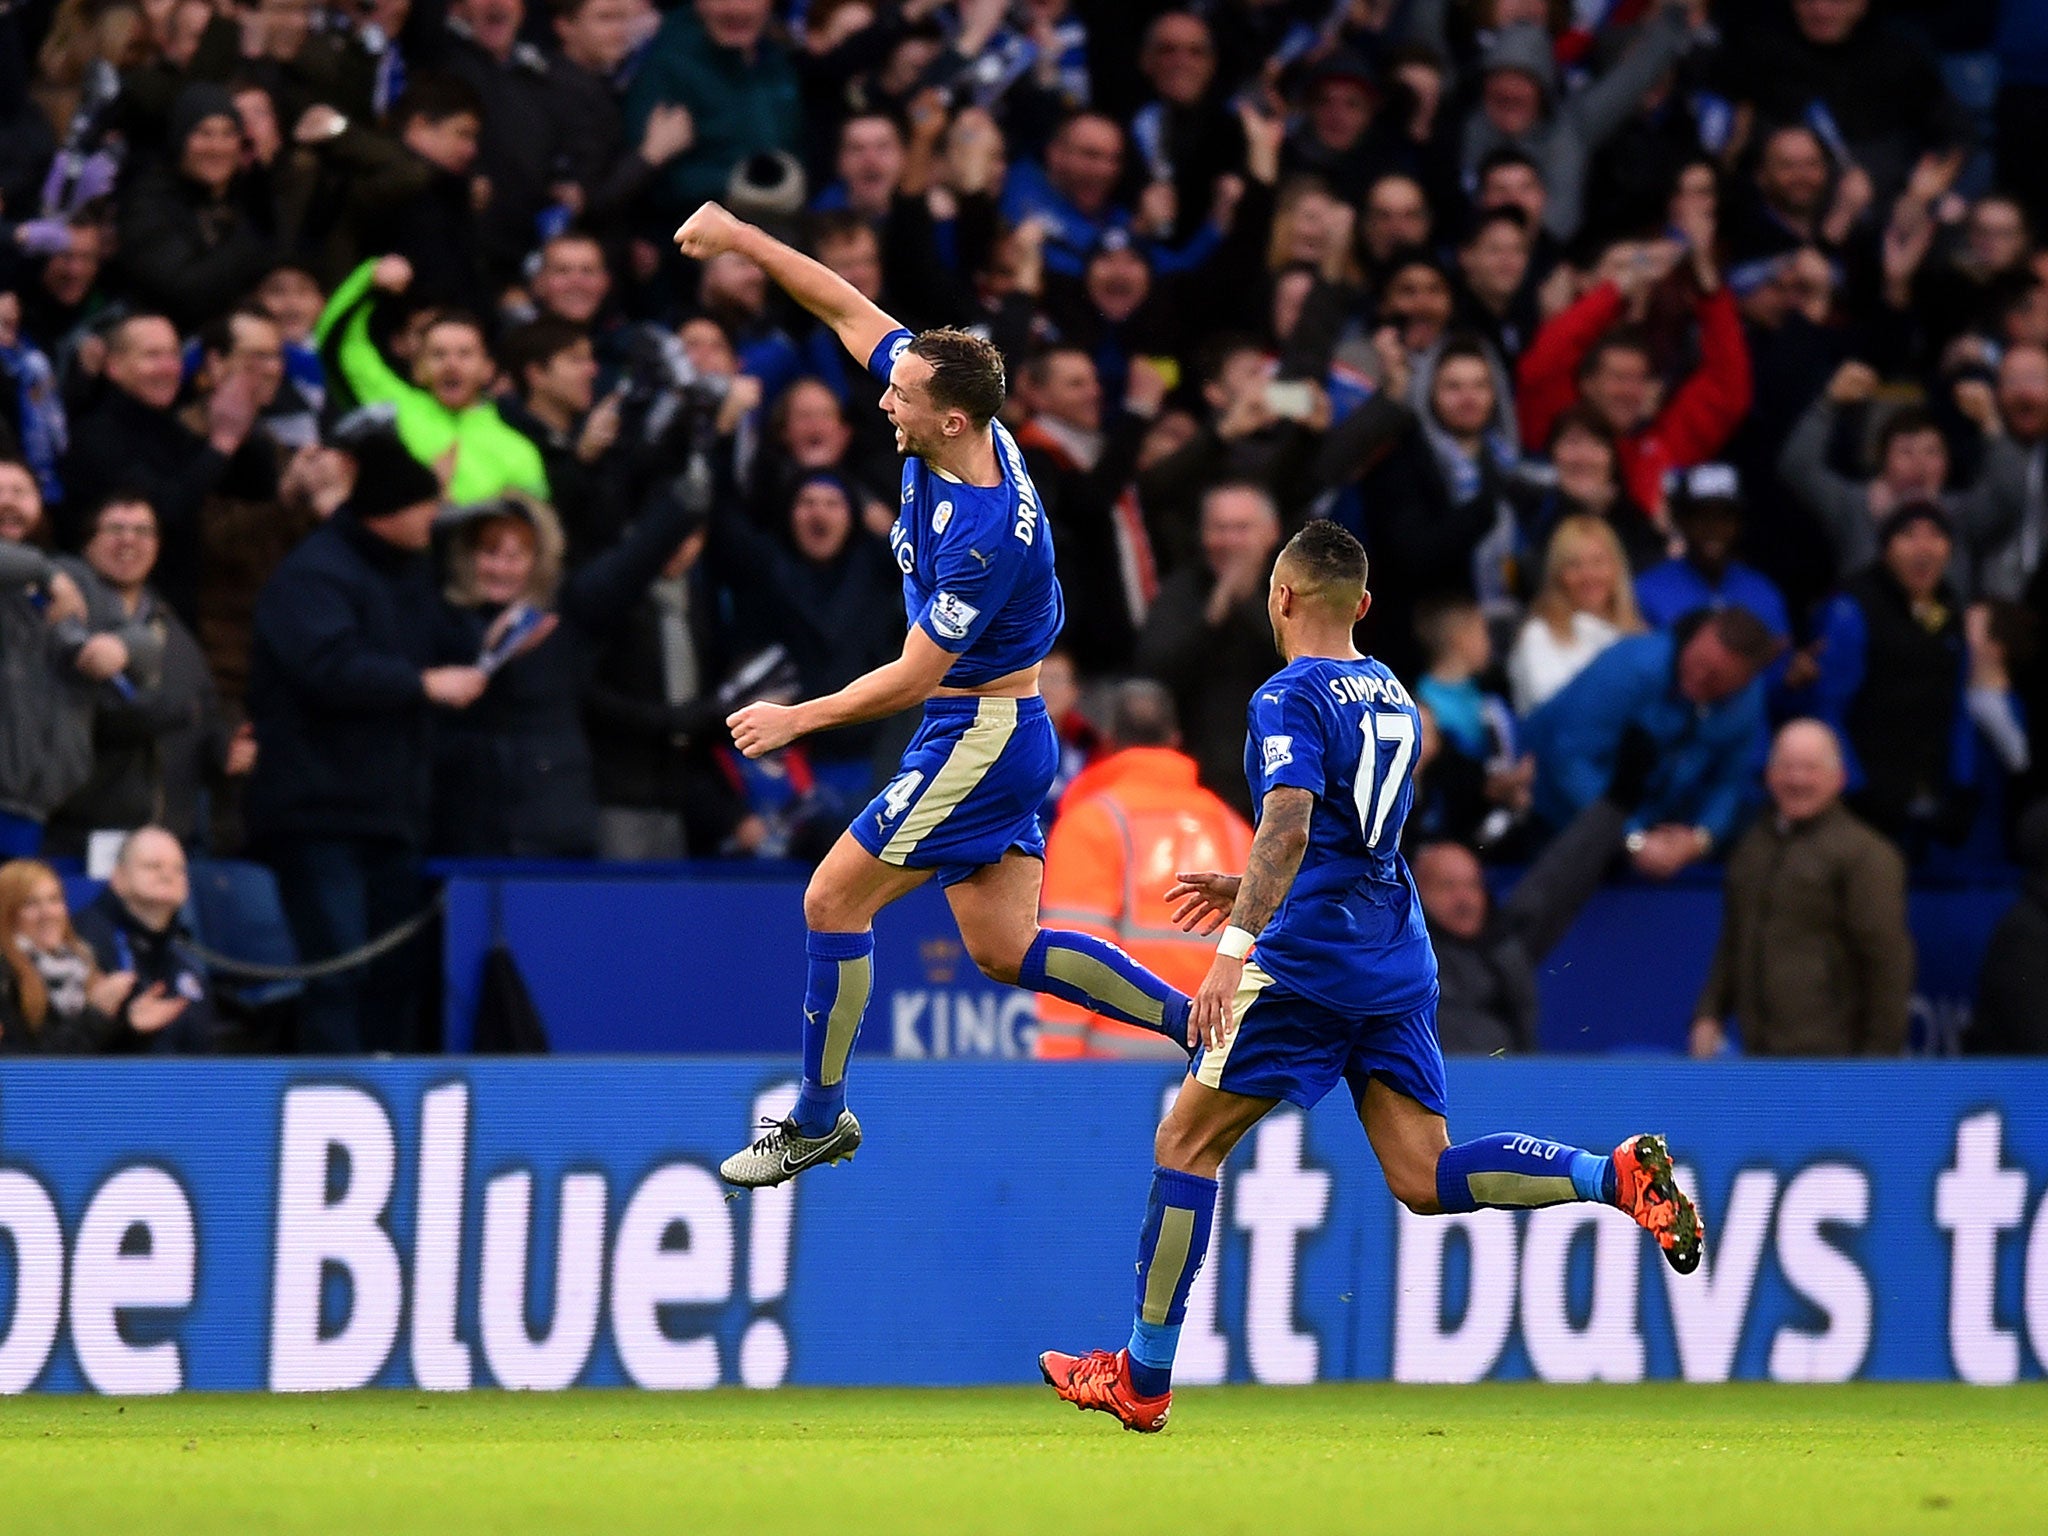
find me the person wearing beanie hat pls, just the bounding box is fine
[1460,3,1705,244]
[1813,497,2012,851]
[1282,47,1412,203]
[114,83,277,331]
[243,420,488,1054]
[339,418,445,529]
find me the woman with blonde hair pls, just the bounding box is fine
[429,488,695,856]
[0,859,185,1052]
[1506,514,1644,714]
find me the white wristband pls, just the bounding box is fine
[1218,925,1255,961]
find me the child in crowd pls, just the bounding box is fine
[1413,596,1531,852]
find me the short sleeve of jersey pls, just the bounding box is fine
[1248,682,1328,799]
[867,327,913,383]
[915,506,1028,654]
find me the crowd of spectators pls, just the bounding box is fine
[4,0,2048,1055]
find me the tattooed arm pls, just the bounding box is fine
[1185,788,1314,1050]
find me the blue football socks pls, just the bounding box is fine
[1125,1166,1218,1398]
[1434,1133,1616,1213]
[790,930,874,1136]
[1020,929,1193,1043]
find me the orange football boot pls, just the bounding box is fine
[1612,1133,1705,1274]
[1038,1348,1172,1433]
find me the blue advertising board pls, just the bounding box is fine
[1,1060,2044,1394]
[440,870,2014,1056]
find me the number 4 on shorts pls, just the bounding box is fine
[881,770,925,821]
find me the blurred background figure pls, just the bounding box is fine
[1692,721,1912,1058]
[73,825,215,1053]
[0,856,188,1052]
[1035,681,1249,1060]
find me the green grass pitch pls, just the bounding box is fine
[4,1384,2044,1535]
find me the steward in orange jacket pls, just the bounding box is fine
[1036,708,1253,1057]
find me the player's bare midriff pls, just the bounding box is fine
[933,663,1042,700]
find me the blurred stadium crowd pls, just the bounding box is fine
[2,0,2047,1056]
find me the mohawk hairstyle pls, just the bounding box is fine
[909,327,1008,425]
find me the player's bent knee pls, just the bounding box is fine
[1154,1117,1236,1179]
[963,934,1025,986]
[803,872,862,932]
[1385,1162,1442,1216]
[957,921,1031,986]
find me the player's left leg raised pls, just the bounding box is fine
[949,854,1194,1046]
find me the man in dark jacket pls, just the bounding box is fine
[114,84,278,332]
[1692,719,1913,1057]
[443,0,567,284]
[73,826,216,1054]
[544,0,697,244]
[1013,346,1157,676]
[1134,481,1282,818]
[1720,0,1969,209]
[623,0,801,224]
[498,316,629,564]
[1813,501,2005,849]
[245,424,487,1052]
[0,460,146,854]
[47,494,244,855]
[59,314,263,623]
[1969,799,2048,1054]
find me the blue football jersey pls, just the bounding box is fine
[1242,656,1439,1018]
[867,329,1064,686]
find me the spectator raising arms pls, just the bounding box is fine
[317,256,550,505]
[1516,204,1751,523]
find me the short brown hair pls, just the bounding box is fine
[1280,517,1369,598]
[909,327,1007,425]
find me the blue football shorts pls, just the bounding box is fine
[849,694,1058,887]
[1190,963,1449,1118]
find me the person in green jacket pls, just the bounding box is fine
[316,256,551,506]
[624,0,801,221]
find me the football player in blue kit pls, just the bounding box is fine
[1039,521,1704,1431]
[673,202,1202,1188]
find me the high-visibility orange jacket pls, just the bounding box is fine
[1035,746,1254,1058]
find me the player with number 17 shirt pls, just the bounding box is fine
[1038,520,1708,1434]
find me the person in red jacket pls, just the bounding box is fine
[1515,211,1752,524]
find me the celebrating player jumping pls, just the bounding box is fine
[673,202,1206,1188]
[1038,521,1705,1432]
